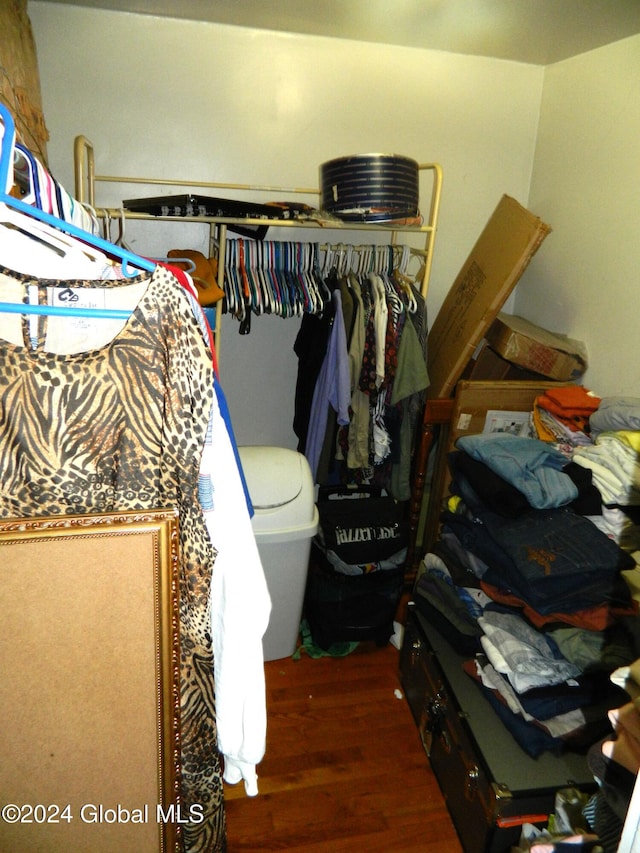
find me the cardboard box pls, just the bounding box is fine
[427,195,551,398]
[464,341,547,382]
[485,312,587,381]
[446,379,566,447]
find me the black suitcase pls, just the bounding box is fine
[399,603,596,853]
[304,486,407,649]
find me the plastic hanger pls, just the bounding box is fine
[12,146,36,205]
[0,104,154,288]
[256,242,274,314]
[0,207,122,289]
[245,241,262,315]
[312,243,332,311]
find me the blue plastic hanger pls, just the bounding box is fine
[0,103,154,289]
[0,302,134,319]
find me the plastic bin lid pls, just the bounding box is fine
[238,446,316,529]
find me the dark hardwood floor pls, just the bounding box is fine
[224,633,463,852]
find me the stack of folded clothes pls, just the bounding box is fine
[413,389,640,852]
[414,390,640,757]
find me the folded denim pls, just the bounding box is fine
[456,433,578,509]
[449,451,602,518]
[442,506,634,614]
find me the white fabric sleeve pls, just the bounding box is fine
[203,388,272,795]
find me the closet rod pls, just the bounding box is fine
[94,174,320,196]
[74,136,319,207]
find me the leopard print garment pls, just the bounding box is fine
[0,263,225,853]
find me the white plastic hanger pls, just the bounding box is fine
[3,139,103,270]
[0,103,155,319]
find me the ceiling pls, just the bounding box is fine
[37,0,640,65]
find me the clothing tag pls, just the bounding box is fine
[50,284,107,312]
[45,282,146,354]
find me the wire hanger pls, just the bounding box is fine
[0,103,155,319]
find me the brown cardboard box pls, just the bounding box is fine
[447,379,565,446]
[427,195,551,398]
[485,312,587,381]
[464,341,547,382]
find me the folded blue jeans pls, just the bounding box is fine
[456,433,578,509]
[442,507,634,614]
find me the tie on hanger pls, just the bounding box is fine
[0,103,155,319]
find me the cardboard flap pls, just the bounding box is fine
[426,195,551,398]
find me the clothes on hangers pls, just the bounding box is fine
[343,273,370,470]
[292,288,337,453]
[173,269,270,795]
[0,262,227,849]
[294,252,430,496]
[163,260,253,512]
[206,379,271,797]
[0,111,269,853]
[304,288,351,480]
[0,260,268,850]
[388,300,430,497]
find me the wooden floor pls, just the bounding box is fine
[224,634,463,852]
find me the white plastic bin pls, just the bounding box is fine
[238,445,319,661]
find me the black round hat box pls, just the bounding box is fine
[320,153,419,222]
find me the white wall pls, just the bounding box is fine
[518,34,640,398]
[28,2,544,446]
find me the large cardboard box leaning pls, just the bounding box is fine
[427,195,551,398]
[485,312,587,381]
[415,195,552,553]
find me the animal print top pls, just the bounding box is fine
[0,263,225,853]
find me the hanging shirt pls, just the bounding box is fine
[304,289,351,480]
[0,262,251,852]
[344,275,371,470]
[205,381,271,796]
